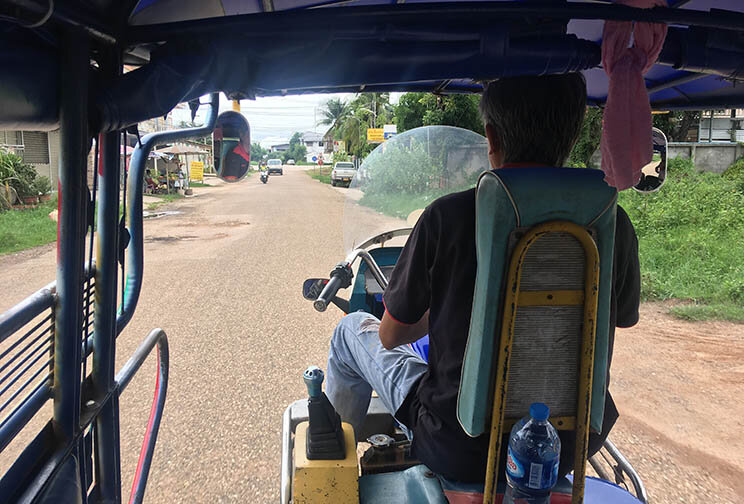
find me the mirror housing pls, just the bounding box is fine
[633,127,668,193]
[213,111,251,182]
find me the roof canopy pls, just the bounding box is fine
[2,1,744,131]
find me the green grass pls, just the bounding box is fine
[618,157,744,322]
[187,182,212,188]
[669,303,744,322]
[307,167,332,185]
[146,193,184,211]
[0,197,58,255]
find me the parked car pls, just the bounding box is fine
[267,158,283,175]
[286,159,296,165]
[330,162,356,187]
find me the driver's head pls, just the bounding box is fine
[480,73,586,168]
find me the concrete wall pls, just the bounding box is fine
[668,142,743,174]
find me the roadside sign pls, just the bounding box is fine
[190,160,204,181]
[367,128,384,143]
[383,124,397,140]
[312,156,317,162]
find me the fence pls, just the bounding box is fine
[668,142,743,174]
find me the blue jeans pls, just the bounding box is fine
[325,312,428,438]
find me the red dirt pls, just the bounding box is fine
[609,301,744,503]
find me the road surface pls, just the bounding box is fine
[0,166,742,503]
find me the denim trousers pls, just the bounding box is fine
[325,311,428,438]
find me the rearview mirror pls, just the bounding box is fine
[213,111,251,182]
[303,278,328,300]
[633,127,668,193]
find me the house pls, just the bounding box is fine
[698,109,744,142]
[301,131,325,163]
[1,130,62,186]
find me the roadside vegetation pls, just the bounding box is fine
[146,193,184,211]
[0,196,58,255]
[307,166,332,185]
[619,157,744,321]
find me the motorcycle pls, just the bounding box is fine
[260,169,269,184]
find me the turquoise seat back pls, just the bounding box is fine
[457,167,617,437]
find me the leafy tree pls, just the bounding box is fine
[251,142,267,161]
[394,93,484,135]
[349,93,393,129]
[568,107,604,168]
[652,111,701,142]
[394,93,428,132]
[318,98,350,139]
[282,132,307,163]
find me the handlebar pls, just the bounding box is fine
[313,275,344,312]
[311,249,390,313]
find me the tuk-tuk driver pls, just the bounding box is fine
[325,73,641,484]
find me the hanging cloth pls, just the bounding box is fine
[600,0,668,190]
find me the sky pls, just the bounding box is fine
[174,92,401,149]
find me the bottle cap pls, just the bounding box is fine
[529,402,550,421]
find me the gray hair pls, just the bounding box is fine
[479,74,587,166]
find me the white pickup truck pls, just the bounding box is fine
[330,162,356,187]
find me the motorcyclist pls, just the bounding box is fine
[324,73,641,484]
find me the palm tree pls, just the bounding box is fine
[318,98,350,138]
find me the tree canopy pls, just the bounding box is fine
[282,132,307,163]
[394,93,484,135]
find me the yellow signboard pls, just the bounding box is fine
[190,160,204,181]
[367,128,384,143]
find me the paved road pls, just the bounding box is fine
[1,167,742,503]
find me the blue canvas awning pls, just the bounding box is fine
[2,1,744,130]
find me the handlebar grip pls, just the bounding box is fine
[313,275,343,312]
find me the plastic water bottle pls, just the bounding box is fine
[503,403,561,504]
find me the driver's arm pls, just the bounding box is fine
[380,309,429,350]
[382,206,436,350]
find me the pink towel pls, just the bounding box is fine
[600,0,667,190]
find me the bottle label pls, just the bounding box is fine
[528,462,543,489]
[506,446,559,490]
[506,447,525,479]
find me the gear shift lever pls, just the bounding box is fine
[303,366,346,460]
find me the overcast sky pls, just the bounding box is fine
[175,93,400,148]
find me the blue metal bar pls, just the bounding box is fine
[0,334,52,387]
[0,382,52,454]
[114,329,169,504]
[0,284,54,346]
[115,329,168,393]
[93,127,124,503]
[115,93,219,335]
[125,2,744,45]
[0,316,52,364]
[0,365,51,416]
[54,27,89,441]
[0,347,51,399]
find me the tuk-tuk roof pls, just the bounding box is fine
[2,1,744,130]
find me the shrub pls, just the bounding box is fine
[618,155,744,308]
[0,150,37,198]
[723,156,744,194]
[33,176,51,195]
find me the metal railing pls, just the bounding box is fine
[115,328,169,504]
[0,268,96,456]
